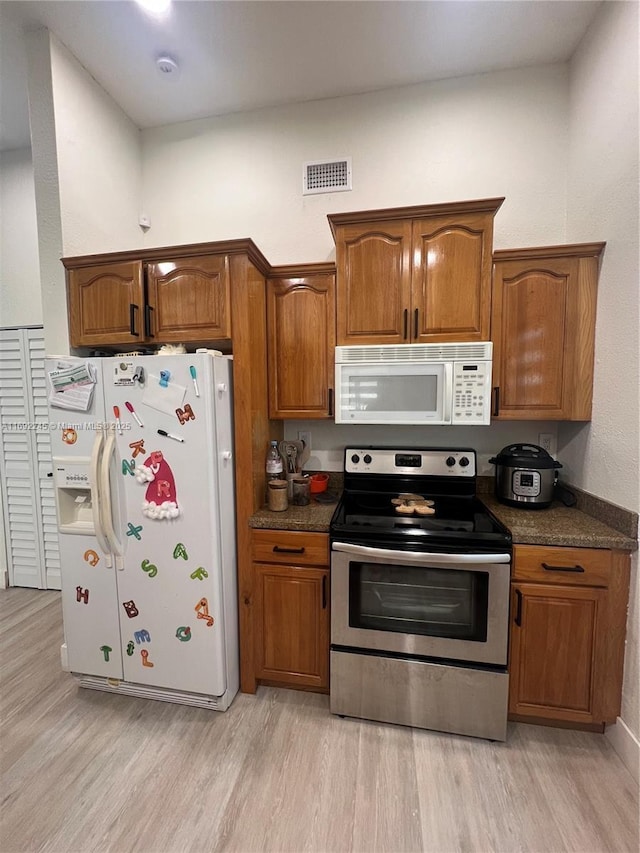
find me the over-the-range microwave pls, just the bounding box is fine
[334,342,493,425]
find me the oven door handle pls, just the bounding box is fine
[331,542,511,565]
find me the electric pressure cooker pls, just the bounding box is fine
[489,444,562,508]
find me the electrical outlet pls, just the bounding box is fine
[538,432,556,457]
[298,430,311,451]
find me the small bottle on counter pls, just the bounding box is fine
[266,440,283,482]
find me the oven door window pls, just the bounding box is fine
[349,561,488,642]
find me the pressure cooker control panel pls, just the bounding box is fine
[512,469,541,497]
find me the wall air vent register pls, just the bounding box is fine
[303,159,352,195]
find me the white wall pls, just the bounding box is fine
[563,1,640,512]
[141,64,570,260]
[24,29,66,356]
[21,30,144,355]
[563,0,640,761]
[50,36,143,259]
[0,148,42,326]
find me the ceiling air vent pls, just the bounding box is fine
[303,158,352,195]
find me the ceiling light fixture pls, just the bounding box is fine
[135,0,171,18]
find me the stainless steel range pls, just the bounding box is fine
[330,447,512,741]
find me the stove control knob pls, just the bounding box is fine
[459,456,470,467]
[363,454,372,465]
[445,456,456,467]
[351,454,360,465]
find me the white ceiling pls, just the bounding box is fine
[0,0,603,152]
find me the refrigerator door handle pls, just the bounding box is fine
[90,429,112,568]
[101,431,125,570]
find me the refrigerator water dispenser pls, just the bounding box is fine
[53,458,95,534]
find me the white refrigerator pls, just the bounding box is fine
[45,352,238,710]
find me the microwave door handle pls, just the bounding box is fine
[331,542,511,565]
[444,362,454,423]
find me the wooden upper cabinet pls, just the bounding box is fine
[63,243,259,349]
[412,212,493,342]
[333,220,411,345]
[328,199,503,346]
[68,261,144,347]
[267,265,336,418]
[146,255,231,343]
[492,243,604,420]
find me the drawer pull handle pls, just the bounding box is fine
[322,575,327,609]
[514,588,523,627]
[541,562,585,573]
[273,546,305,554]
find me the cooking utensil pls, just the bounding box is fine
[279,440,305,473]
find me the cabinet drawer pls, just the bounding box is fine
[251,530,329,567]
[513,544,611,587]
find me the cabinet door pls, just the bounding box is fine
[509,582,604,725]
[491,249,601,420]
[335,221,412,345]
[254,564,329,690]
[146,255,231,343]
[267,272,336,418]
[492,258,574,419]
[68,262,145,347]
[411,213,492,342]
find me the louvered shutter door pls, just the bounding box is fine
[0,328,60,589]
[0,330,41,587]
[28,330,61,589]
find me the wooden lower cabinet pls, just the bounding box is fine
[251,530,330,692]
[508,545,630,729]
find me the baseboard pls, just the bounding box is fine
[605,716,640,783]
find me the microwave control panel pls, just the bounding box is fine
[452,361,492,424]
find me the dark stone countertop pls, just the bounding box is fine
[249,488,637,551]
[249,496,339,533]
[480,495,637,551]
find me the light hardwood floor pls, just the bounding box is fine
[1,588,638,853]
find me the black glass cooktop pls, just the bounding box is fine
[330,490,511,551]
[330,447,512,552]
